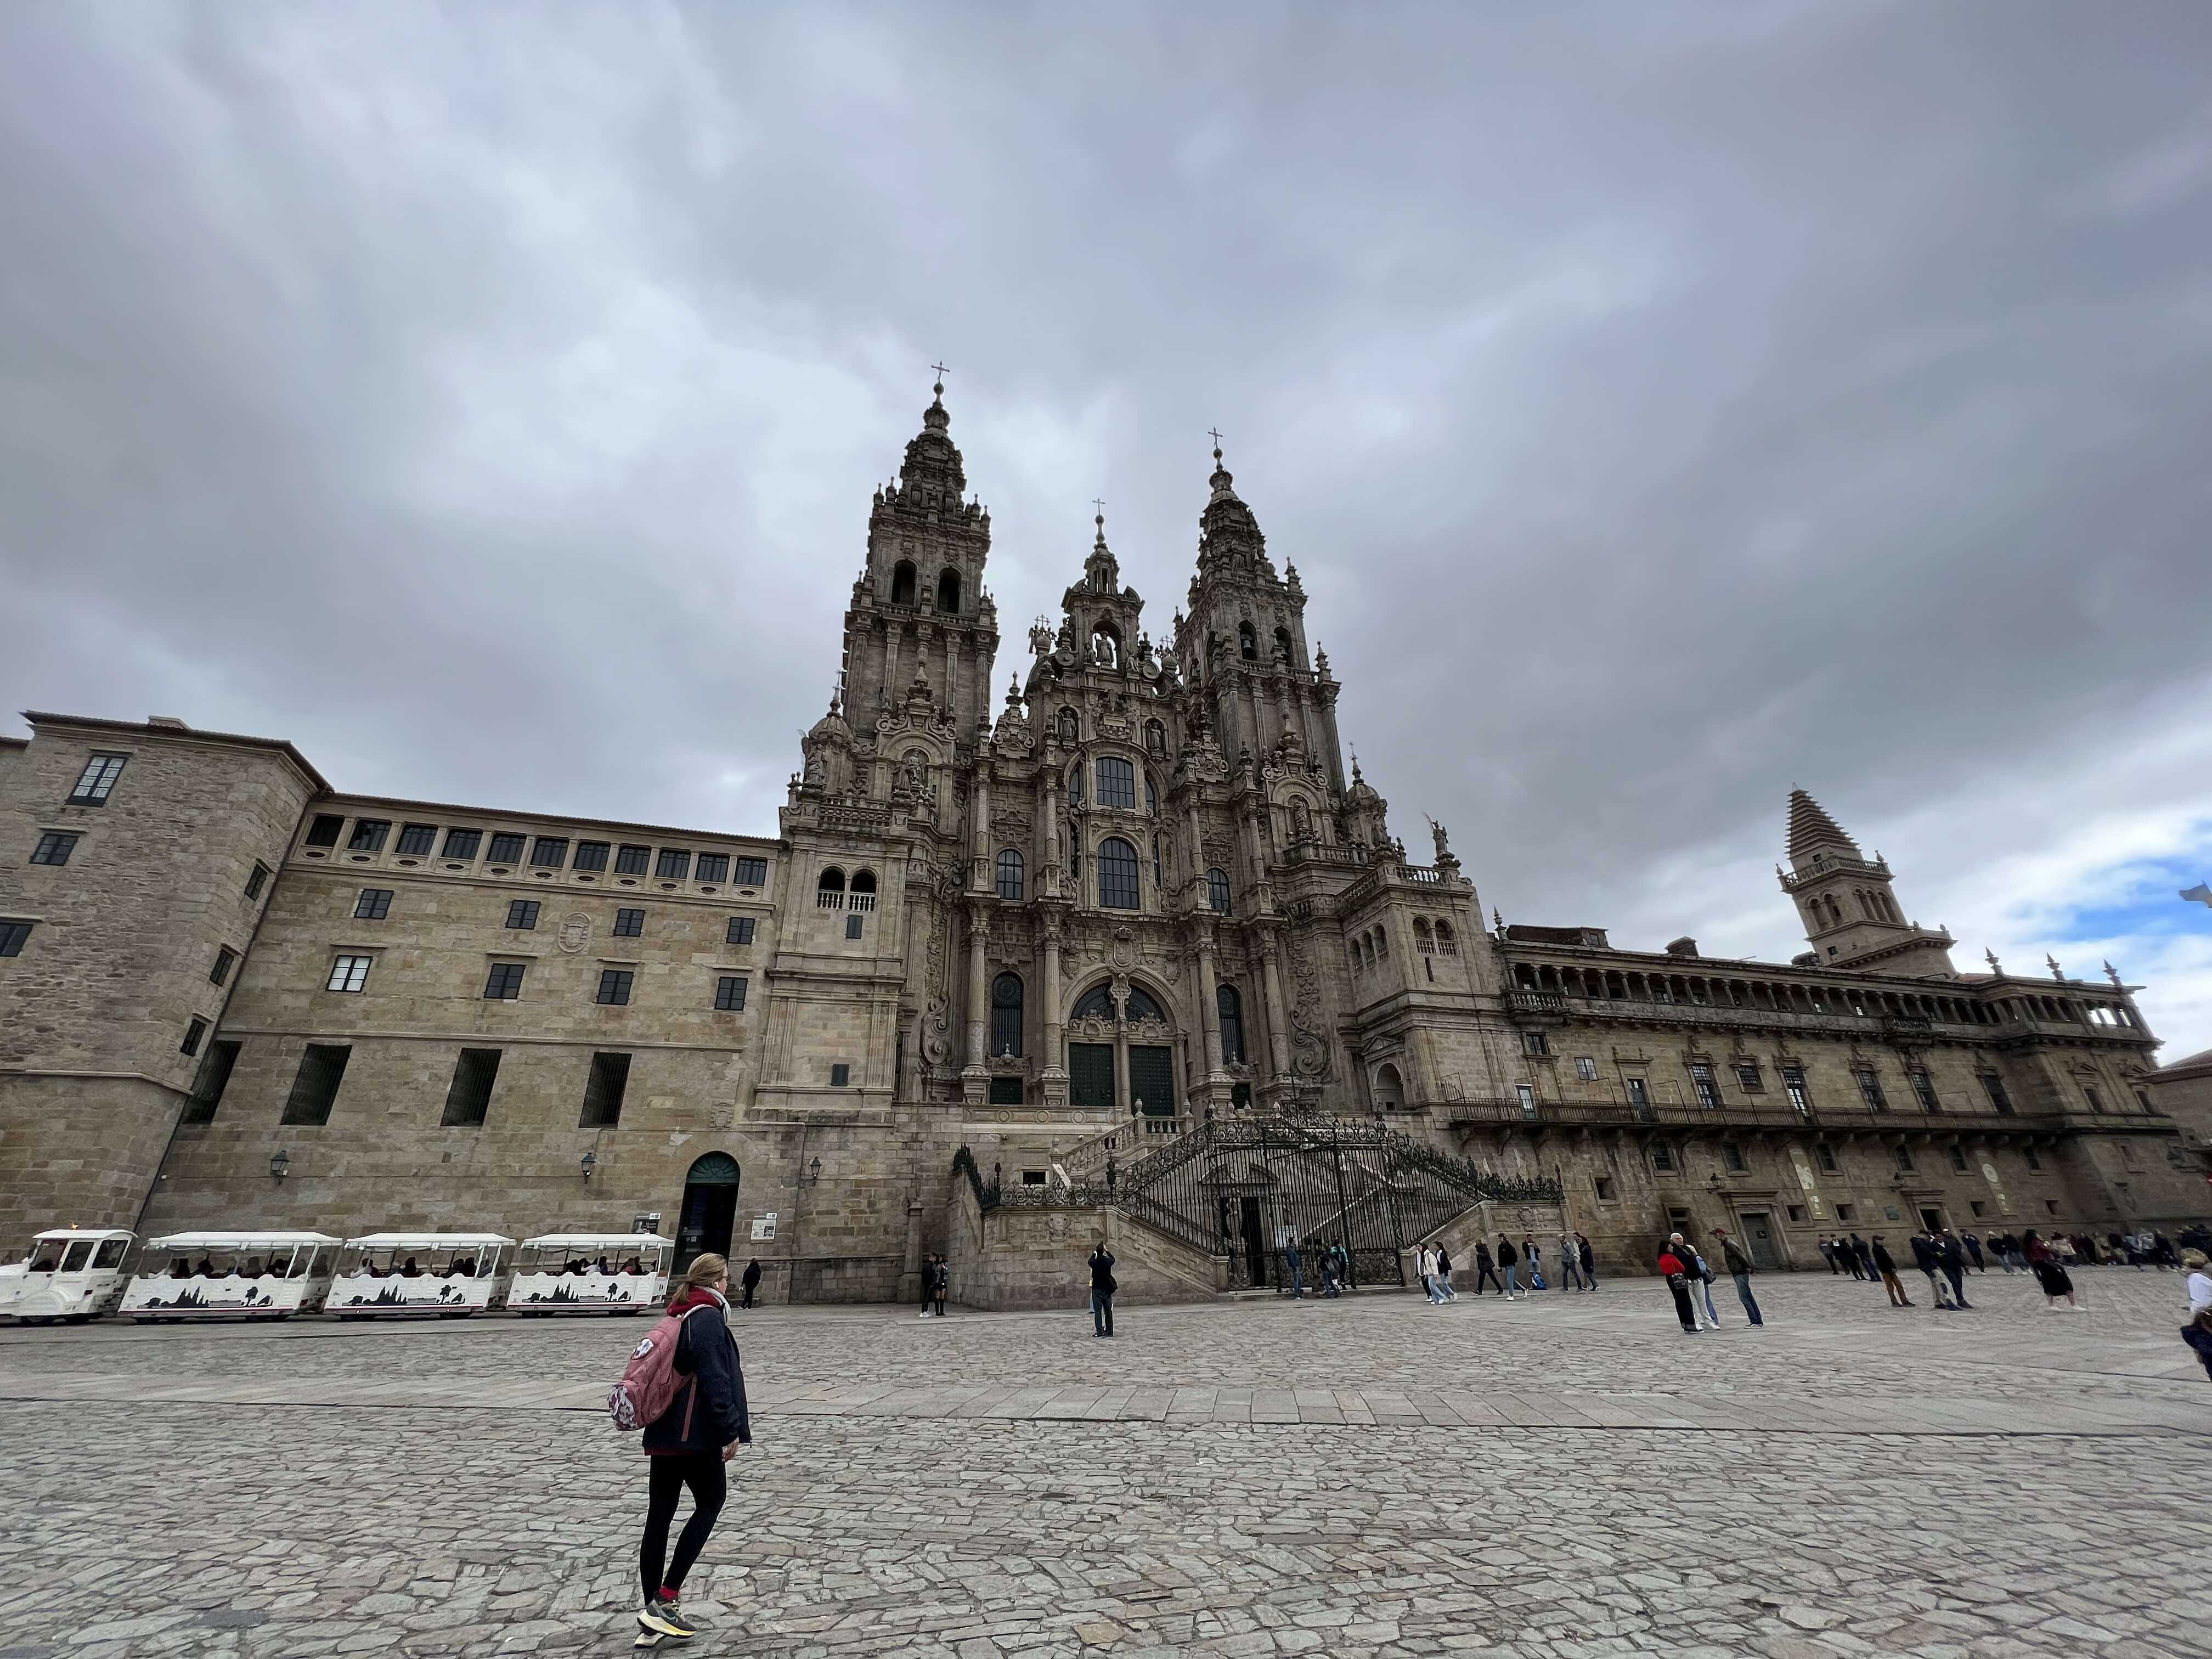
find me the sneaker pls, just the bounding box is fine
[639,1598,695,1639]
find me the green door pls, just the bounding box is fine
[1070,1043,1115,1111]
[1129,1046,1175,1116]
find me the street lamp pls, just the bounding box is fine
[269,1149,290,1182]
[580,1149,596,1183]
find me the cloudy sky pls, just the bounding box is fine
[6,3,2211,1059]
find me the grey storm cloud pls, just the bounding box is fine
[5,3,2212,1040]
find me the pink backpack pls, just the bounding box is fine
[606,1306,700,1432]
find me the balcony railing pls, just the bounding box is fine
[1443,1096,2066,1137]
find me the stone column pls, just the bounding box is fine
[1195,929,1226,1080]
[884,624,904,702]
[1259,931,1293,1089]
[1040,916,1067,1105]
[970,763,992,894]
[1041,768,1062,899]
[1112,988,1132,1121]
[1184,800,1206,910]
[962,901,989,1103]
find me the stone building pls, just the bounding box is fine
[2,385,2202,1299]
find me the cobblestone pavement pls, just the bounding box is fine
[0,1269,2205,1658]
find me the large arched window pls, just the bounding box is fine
[1097,836,1139,909]
[816,867,845,909]
[1373,1062,1404,1110]
[850,869,877,912]
[991,972,1024,1058]
[1217,984,1245,1064]
[1434,920,1457,956]
[890,561,917,606]
[1239,622,1257,661]
[1125,985,1166,1022]
[1206,868,1232,915]
[996,848,1024,901]
[936,567,961,613]
[1072,983,1116,1020]
[1097,756,1136,810]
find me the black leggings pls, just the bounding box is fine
[1472,1267,1504,1295]
[640,1451,726,1604]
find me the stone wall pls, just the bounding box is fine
[944,1182,1226,1311]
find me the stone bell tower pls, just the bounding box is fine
[1778,788,1956,976]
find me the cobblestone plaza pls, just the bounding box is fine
[1,1270,2205,1658]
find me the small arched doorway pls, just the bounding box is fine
[675,1152,741,1274]
[1373,1062,1405,1112]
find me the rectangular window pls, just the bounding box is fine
[0,919,32,957]
[1895,1145,1915,1172]
[1781,1065,1811,1115]
[1723,1142,1746,1172]
[1650,1143,1675,1172]
[1516,1084,1537,1117]
[1594,1176,1617,1201]
[183,1039,241,1124]
[573,840,610,873]
[580,1051,631,1127]
[1949,1144,1970,1173]
[30,831,77,866]
[656,849,692,881]
[615,844,651,875]
[613,908,644,938]
[281,1042,351,1126]
[714,975,748,1012]
[483,962,527,1000]
[1969,1199,1987,1218]
[440,1048,501,1128]
[2083,1086,2105,1114]
[1854,1068,1888,1111]
[830,1062,851,1087]
[1523,1031,1550,1057]
[180,1017,208,1057]
[245,861,272,899]
[505,900,540,930]
[696,853,730,883]
[1096,756,1137,810]
[210,946,238,986]
[1734,1063,1763,1092]
[1910,1068,1939,1112]
[1625,1076,1651,1114]
[2023,1146,2041,1171]
[396,823,437,856]
[1835,1203,1855,1223]
[354,888,394,921]
[1575,1056,1599,1082]
[1787,1204,1805,1223]
[442,828,482,860]
[1690,1063,1721,1109]
[1815,1143,1838,1173]
[988,1076,1024,1105]
[346,819,391,853]
[529,836,569,869]
[326,954,372,993]
[1021,1168,1047,1186]
[846,913,865,939]
[726,917,755,946]
[596,968,634,1006]
[732,857,768,887]
[67,753,128,805]
[304,814,345,848]
[486,832,525,865]
[1979,1073,2014,1115]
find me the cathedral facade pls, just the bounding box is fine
[1,386,2199,1294]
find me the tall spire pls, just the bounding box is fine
[1785,788,1859,861]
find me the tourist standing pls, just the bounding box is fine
[2024,1232,2077,1310]
[1282,1240,1305,1300]
[1088,1240,1116,1337]
[1496,1235,1521,1300]
[1556,1231,1587,1291]
[1851,1234,1877,1283]
[1578,1233,1598,1290]
[1669,1233,1718,1328]
[1471,1240,1504,1296]
[1870,1237,1912,1307]
[1713,1229,1764,1327]
[932,1255,949,1317]
[2180,1249,2212,1383]
[637,1254,750,1643]
[1658,1245,1700,1335]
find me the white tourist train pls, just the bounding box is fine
[509,1234,672,1315]
[0,1227,136,1324]
[122,1232,340,1321]
[323,1233,515,1317]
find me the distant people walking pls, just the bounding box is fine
[739,1259,761,1310]
[1556,1232,1587,1292]
[1523,1235,1546,1291]
[1433,1243,1457,1300]
[1936,1233,1973,1310]
[1713,1228,1763,1327]
[1418,1244,1446,1304]
[636,1253,751,1644]
[1578,1233,1598,1290]
[1909,1232,1955,1309]
[2024,1232,2077,1310]
[2180,1249,2212,1383]
[1851,1234,1877,1283]
[1870,1237,1913,1307]
[1496,1235,1522,1300]
[1658,1245,1700,1335]
[1820,1238,1841,1275]
[1963,1233,1986,1273]
[1471,1242,1504,1296]
[1088,1240,1116,1337]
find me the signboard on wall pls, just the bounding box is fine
[631,1213,662,1235]
[750,1212,778,1241]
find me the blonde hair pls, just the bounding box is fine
[684,1253,730,1289]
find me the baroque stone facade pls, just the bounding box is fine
[2,387,2202,1292]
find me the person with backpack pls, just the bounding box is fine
[629,1254,751,1644]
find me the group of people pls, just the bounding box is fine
[1418,1232,1601,1301]
[1656,1229,1765,1333]
[1820,1227,2092,1310]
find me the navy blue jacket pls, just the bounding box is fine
[643,1293,752,1454]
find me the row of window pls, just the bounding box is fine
[983,976,1249,1064]
[346,887,759,950]
[987,848,1231,916]
[1525,1040,2040,1118]
[306,815,766,887]
[325,953,748,1011]
[1629,1137,2031,1181]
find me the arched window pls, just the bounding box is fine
[936,567,961,613]
[1073,983,1116,1020]
[996,848,1024,901]
[1273,626,1293,662]
[1374,927,1389,960]
[850,870,877,912]
[1057,707,1080,743]
[991,972,1024,1058]
[1435,921,1457,956]
[1415,919,1435,954]
[1097,836,1139,909]
[1126,985,1166,1022]
[1238,622,1257,660]
[890,561,917,606]
[1206,868,1232,915]
[1097,756,1136,810]
[816,867,845,909]
[1217,984,1245,1064]
[1373,1062,1404,1110]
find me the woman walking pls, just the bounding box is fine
[2023,1231,2078,1311]
[1496,1234,1521,1300]
[638,1254,752,1643]
[2180,1249,2212,1383]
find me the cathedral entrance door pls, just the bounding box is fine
[1069,1043,1116,1114]
[1238,1195,1271,1286]
[1128,1046,1175,1121]
[675,1152,740,1276]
